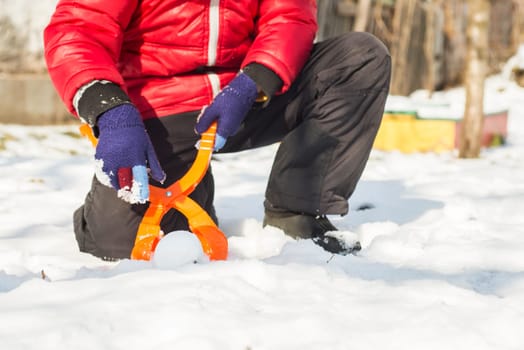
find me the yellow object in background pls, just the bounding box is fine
[374,113,456,153]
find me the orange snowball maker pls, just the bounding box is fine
[80,122,228,261]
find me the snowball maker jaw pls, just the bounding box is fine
[130,196,228,261]
[81,122,228,261]
[130,224,228,262]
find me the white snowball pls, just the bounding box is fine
[152,230,206,269]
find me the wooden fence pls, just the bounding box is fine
[318,0,522,95]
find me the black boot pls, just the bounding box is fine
[263,209,361,255]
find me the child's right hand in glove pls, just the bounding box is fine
[94,104,166,204]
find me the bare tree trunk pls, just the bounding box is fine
[459,0,490,158]
[424,0,437,93]
[515,0,524,44]
[354,0,372,32]
[390,0,417,95]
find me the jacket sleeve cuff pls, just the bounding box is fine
[242,63,283,100]
[75,81,132,127]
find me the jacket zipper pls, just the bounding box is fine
[207,0,221,97]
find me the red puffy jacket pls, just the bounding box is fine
[44,0,317,119]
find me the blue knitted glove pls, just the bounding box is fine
[94,104,166,204]
[195,73,258,150]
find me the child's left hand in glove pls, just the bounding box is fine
[195,72,258,151]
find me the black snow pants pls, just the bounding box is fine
[73,32,391,260]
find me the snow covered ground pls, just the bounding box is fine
[1,76,523,349]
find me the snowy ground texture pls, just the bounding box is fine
[1,76,524,350]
